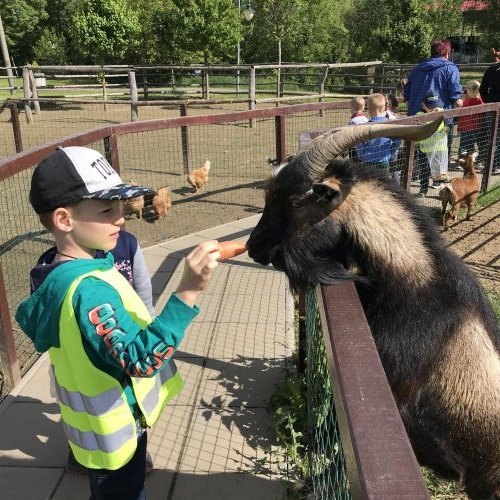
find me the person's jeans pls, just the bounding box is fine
[89,430,147,500]
[458,130,481,156]
[416,149,431,193]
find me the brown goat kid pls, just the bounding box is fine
[439,151,480,230]
[187,160,211,193]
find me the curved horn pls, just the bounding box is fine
[299,118,444,171]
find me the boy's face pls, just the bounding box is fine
[67,199,124,252]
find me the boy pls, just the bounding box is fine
[348,96,369,125]
[15,146,220,499]
[355,93,401,175]
[415,92,448,197]
[457,80,484,167]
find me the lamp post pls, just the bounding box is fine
[236,0,255,94]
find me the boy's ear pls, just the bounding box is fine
[53,207,72,232]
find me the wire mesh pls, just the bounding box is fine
[305,289,350,499]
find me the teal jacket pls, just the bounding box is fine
[15,254,198,405]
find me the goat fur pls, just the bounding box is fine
[247,158,500,499]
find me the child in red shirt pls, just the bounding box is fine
[458,80,484,167]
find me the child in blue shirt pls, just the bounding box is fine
[355,93,401,175]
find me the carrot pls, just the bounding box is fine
[217,241,248,261]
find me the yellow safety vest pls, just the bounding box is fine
[49,268,184,470]
[416,110,447,153]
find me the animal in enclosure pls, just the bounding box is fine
[439,151,480,230]
[187,160,211,193]
[122,181,144,219]
[152,186,172,219]
[247,120,500,499]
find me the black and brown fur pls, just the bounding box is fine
[248,157,500,499]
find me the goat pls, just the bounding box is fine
[247,120,500,499]
[439,151,480,230]
[187,160,210,193]
[152,186,172,219]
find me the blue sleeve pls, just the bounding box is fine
[355,142,365,160]
[73,278,199,377]
[447,66,462,103]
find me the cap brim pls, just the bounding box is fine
[82,184,153,201]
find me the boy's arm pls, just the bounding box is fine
[73,278,198,377]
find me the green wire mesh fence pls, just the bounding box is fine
[305,289,350,499]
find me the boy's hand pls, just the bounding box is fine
[175,241,220,306]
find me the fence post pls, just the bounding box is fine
[22,66,33,123]
[482,109,499,192]
[28,69,40,114]
[366,65,376,94]
[402,140,415,191]
[9,102,23,153]
[104,135,120,175]
[297,291,306,373]
[318,65,329,117]
[202,68,210,100]
[275,114,286,162]
[128,70,138,122]
[248,66,255,128]
[0,266,21,392]
[142,69,149,100]
[180,103,190,175]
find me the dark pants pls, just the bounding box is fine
[416,149,431,192]
[89,431,147,500]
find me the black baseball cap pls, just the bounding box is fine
[30,146,153,214]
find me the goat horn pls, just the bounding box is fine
[299,118,443,171]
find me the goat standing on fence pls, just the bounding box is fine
[247,120,500,499]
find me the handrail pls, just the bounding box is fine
[316,282,430,499]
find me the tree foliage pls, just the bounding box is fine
[152,0,241,64]
[66,0,141,64]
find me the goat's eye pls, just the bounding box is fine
[291,199,301,208]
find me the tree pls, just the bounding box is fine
[344,0,462,63]
[153,0,241,65]
[67,0,141,64]
[0,0,47,64]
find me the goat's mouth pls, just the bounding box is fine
[248,245,284,270]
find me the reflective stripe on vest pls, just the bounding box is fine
[138,361,177,417]
[62,420,135,453]
[56,383,125,416]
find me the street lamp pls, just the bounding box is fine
[236,0,255,93]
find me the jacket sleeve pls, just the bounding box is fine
[73,278,199,377]
[447,66,463,104]
[479,68,490,102]
[131,244,155,317]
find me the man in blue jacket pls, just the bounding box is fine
[404,39,463,159]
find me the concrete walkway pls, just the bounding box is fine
[0,215,295,500]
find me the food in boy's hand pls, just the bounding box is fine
[217,241,247,261]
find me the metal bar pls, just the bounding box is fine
[402,140,415,191]
[180,103,190,175]
[482,109,499,192]
[275,115,286,162]
[297,292,306,374]
[316,282,429,499]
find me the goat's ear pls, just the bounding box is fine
[311,179,342,203]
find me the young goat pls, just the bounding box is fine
[439,151,480,230]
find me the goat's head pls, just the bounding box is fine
[458,151,478,173]
[247,119,443,290]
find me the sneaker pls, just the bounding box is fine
[493,168,500,175]
[145,451,154,475]
[417,190,427,198]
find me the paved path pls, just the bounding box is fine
[0,216,295,499]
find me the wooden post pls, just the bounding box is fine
[142,70,149,100]
[402,140,415,191]
[28,70,40,114]
[248,66,256,128]
[180,103,190,175]
[318,65,329,117]
[9,103,23,153]
[0,266,21,391]
[482,109,499,192]
[367,65,376,94]
[297,291,306,373]
[102,80,107,111]
[275,115,286,162]
[202,69,210,100]
[128,70,138,122]
[22,66,33,123]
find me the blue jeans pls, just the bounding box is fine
[458,130,482,157]
[89,431,147,500]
